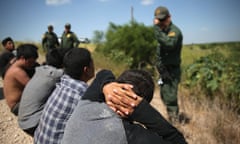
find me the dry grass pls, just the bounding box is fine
[166,86,240,144]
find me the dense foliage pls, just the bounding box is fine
[93,21,157,72]
[183,43,240,111]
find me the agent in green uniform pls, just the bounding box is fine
[60,23,80,49]
[42,25,60,53]
[153,6,183,122]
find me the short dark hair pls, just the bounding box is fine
[16,44,38,60]
[46,48,69,68]
[63,47,92,79]
[2,37,13,46]
[116,69,154,103]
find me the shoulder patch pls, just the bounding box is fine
[168,31,176,37]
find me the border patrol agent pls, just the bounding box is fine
[61,23,80,49]
[42,25,60,53]
[153,6,183,122]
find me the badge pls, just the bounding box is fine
[168,31,176,37]
[67,34,71,38]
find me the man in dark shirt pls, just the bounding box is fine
[0,37,16,99]
[0,37,16,78]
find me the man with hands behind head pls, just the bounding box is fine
[62,69,187,144]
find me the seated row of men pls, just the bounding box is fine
[0,37,187,144]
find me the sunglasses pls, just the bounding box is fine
[159,16,168,22]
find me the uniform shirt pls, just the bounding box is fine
[61,31,80,49]
[154,22,183,67]
[18,65,64,131]
[34,74,88,144]
[42,31,59,52]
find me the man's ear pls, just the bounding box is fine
[83,66,88,73]
[19,56,26,61]
[83,66,91,78]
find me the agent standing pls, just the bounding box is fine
[60,23,80,49]
[42,25,60,53]
[153,6,183,123]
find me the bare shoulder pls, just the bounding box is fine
[4,65,30,86]
[7,65,27,77]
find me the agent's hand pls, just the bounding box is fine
[158,66,172,81]
[153,18,166,29]
[153,18,160,25]
[103,82,142,117]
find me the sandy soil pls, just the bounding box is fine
[0,100,33,144]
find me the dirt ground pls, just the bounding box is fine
[0,100,33,144]
[0,77,33,143]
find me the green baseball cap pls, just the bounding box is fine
[154,6,170,20]
[65,23,71,28]
[48,25,53,29]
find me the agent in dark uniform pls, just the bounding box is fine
[42,25,60,53]
[154,6,184,122]
[60,23,80,49]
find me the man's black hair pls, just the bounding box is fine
[16,44,38,60]
[116,69,154,103]
[46,48,69,68]
[2,37,13,46]
[63,47,92,79]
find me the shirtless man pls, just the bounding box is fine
[3,44,38,115]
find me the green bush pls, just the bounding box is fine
[94,21,157,73]
[183,51,240,111]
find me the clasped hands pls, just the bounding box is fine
[103,82,143,117]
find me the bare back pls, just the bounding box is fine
[3,63,30,109]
